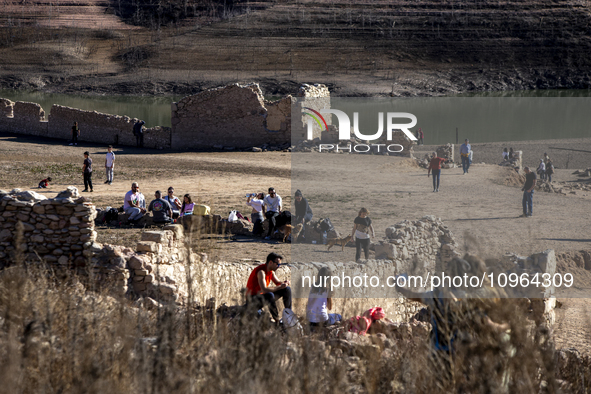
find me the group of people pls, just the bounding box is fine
[245,253,348,331]
[246,187,284,239]
[245,189,375,263]
[78,147,116,193]
[502,147,517,161]
[124,183,195,224]
[38,147,117,193]
[536,152,555,182]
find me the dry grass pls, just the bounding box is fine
[1,226,589,393]
[0,255,586,393]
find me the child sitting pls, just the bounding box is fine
[38,177,52,189]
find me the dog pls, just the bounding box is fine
[327,235,352,252]
[278,224,294,243]
[291,223,303,242]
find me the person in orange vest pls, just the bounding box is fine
[245,252,291,324]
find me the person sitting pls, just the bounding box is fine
[263,187,282,240]
[38,177,52,189]
[508,147,515,160]
[245,252,291,325]
[502,148,509,161]
[247,192,265,236]
[180,194,194,216]
[307,266,341,333]
[124,182,146,223]
[148,190,173,224]
[163,187,182,219]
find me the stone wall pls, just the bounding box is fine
[0,187,97,266]
[374,215,458,273]
[0,191,557,326]
[48,105,171,149]
[0,100,48,136]
[291,83,332,143]
[0,83,330,150]
[1,98,14,118]
[170,83,293,150]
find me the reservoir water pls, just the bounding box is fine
[0,90,182,128]
[1,89,590,143]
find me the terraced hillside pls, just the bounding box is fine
[1,0,591,95]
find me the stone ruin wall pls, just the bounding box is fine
[0,99,170,149]
[0,100,47,137]
[170,83,295,150]
[291,84,332,143]
[0,190,557,325]
[0,189,98,266]
[48,105,171,149]
[0,83,330,150]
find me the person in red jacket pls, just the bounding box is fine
[427,152,447,192]
[245,252,291,324]
[38,177,52,189]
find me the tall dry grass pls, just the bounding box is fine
[0,227,588,393]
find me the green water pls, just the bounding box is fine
[2,89,591,143]
[0,90,183,128]
[330,92,591,145]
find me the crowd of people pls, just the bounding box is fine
[123,182,197,225]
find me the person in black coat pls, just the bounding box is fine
[294,189,313,224]
[294,190,313,241]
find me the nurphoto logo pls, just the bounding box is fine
[302,107,418,153]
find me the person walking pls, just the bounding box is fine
[351,208,375,262]
[82,151,93,192]
[417,128,424,145]
[536,159,546,181]
[546,160,554,183]
[460,139,471,174]
[104,145,115,185]
[133,120,145,147]
[520,167,537,217]
[69,122,80,146]
[427,152,446,192]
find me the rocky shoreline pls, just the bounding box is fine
[3,65,591,98]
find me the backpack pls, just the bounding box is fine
[318,218,334,233]
[282,308,303,337]
[104,208,120,224]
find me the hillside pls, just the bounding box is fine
[2,0,591,95]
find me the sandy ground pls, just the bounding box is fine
[1,132,590,352]
[415,138,591,172]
